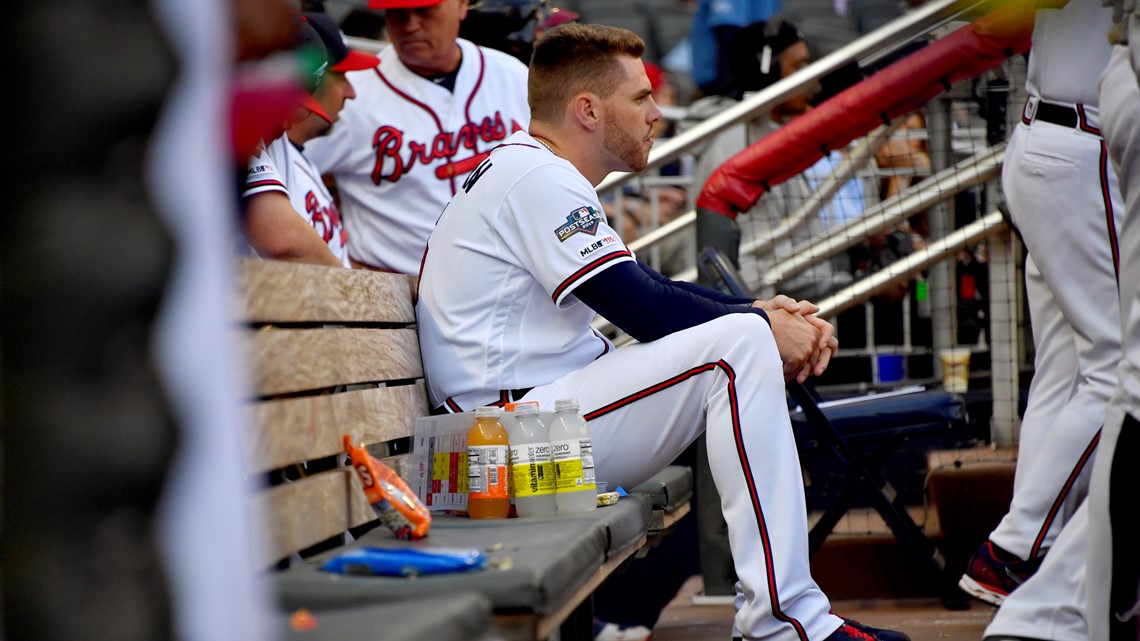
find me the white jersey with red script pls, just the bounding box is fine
[416,131,630,412]
[242,137,351,267]
[304,39,530,274]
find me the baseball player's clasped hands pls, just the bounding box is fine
[752,295,837,383]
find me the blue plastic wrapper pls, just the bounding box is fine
[319,546,488,577]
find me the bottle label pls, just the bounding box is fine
[510,444,556,497]
[468,444,509,500]
[551,437,596,491]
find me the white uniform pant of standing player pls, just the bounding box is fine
[990,108,1123,560]
[1089,42,1140,641]
[984,502,1090,641]
[523,314,842,641]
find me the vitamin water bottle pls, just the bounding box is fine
[467,406,510,519]
[549,398,597,513]
[506,403,557,517]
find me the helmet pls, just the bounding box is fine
[460,0,545,64]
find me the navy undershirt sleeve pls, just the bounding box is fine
[635,261,756,306]
[574,260,768,343]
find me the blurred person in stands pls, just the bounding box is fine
[689,0,782,97]
[688,18,850,302]
[341,7,388,41]
[689,19,929,300]
[303,0,530,275]
[241,12,379,267]
[459,0,545,64]
[535,4,580,39]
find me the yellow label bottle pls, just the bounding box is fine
[549,398,597,513]
[467,406,510,519]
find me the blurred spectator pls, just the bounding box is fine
[340,7,388,41]
[688,0,782,97]
[689,19,851,302]
[241,13,380,268]
[459,0,545,64]
[536,5,580,38]
[303,0,530,275]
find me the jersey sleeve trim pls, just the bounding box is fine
[552,249,633,304]
[242,179,288,198]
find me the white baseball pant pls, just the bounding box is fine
[1089,42,1140,641]
[522,314,842,641]
[991,106,1123,560]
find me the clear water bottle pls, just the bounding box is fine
[549,398,596,513]
[506,403,557,517]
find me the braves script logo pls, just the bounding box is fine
[555,206,604,242]
[370,112,519,184]
[305,191,347,246]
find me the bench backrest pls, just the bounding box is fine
[236,259,429,568]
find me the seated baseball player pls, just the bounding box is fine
[241,12,378,267]
[416,22,910,641]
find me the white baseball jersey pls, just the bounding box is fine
[242,137,351,267]
[1023,0,1113,107]
[417,130,844,641]
[416,131,628,411]
[304,39,530,274]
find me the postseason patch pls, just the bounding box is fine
[555,206,604,242]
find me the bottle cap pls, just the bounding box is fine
[475,406,502,418]
[554,398,580,412]
[513,402,539,416]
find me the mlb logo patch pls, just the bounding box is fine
[555,206,604,242]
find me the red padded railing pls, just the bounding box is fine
[696,1,1034,218]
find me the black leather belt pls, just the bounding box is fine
[1033,101,1078,128]
[431,387,535,415]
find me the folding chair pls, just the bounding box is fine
[696,246,970,608]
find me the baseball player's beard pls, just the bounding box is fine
[603,110,651,173]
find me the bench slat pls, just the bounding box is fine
[246,382,429,473]
[247,327,423,396]
[239,259,415,324]
[254,467,376,568]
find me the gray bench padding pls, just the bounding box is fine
[275,515,606,616]
[527,496,650,560]
[629,465,694,513]
[280,593,494,641]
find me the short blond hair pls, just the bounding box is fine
[528,23,646,124]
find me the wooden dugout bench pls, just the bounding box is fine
[237,259,692,641]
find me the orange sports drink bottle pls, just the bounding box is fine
[467,406,510,519]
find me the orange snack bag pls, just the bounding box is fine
[343,435,431,540]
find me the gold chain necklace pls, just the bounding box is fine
[532,135,557,156]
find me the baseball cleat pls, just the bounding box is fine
[732,620,910,641]
[958,540,1044,606]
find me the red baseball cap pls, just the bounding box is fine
[369,0,446,9]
